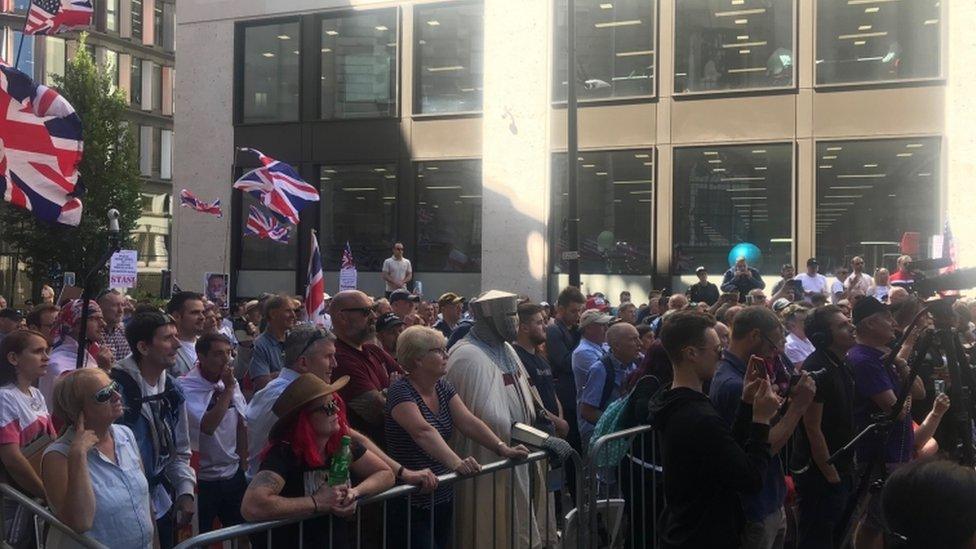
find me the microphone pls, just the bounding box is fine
[107,209,120,233]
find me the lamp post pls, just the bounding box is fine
[566,0,581,288]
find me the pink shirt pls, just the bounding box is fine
[0,384,56,448]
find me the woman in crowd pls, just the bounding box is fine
[882,458,976,549]
[241,373,394,548]
[385,326,529,549]
[0,330,57,548]
[869,268,893,303]
[42,368,154,549]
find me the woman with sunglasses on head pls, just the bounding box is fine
[0,330,57,548]
[41,368,155,549]
[242,373,394,548]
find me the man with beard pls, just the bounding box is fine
[166,292,206,377]
[514,302,568,437]
[331,290,404,446]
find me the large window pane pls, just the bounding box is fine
[320,9,397,119]
[242,22,300,122]
[106,0,119,32]
[131,0,142,40]
[240,193,297,270]
[816,138,940,275]
[674,0,794,94]
[44,37,65,86]
[153,1,162,46]
[415,160,481,272]
[552,150,654,274]
[151,62,162,111]
[553,0,656,101]
[415,2,484,114]
[105,49,119,91]
[130,56,142,104]
[10,32,35,80]
[816,0,940,85]
[319,165,397,271]
[134,193,170,270]
[673,143,793,276]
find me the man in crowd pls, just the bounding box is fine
[248,294,296,391]
[830,266,849,304]
[389,288,420,322]
[617,302,637,325]
[0,295,6,309]
[514,302,568,437]
[26,304,58,342]
[572,309,611,397]
[792,305,856,549]
[748,289,768,308]
[844,256,874,295]
[636,290,663,325]
[578,322,640,444]
[771,264,802,303]
[783,305,815,370]
[331,290,403,446]
[794,258,829,301]
[433,292,464,339]
[650,294,690,333]
[176,333,247,535]
[382,242,413,298]
[547,286,585,465]
[888,255,915,289]
[888,286,910,305]
[687,266,720,305]
[98,289,131,361]
[166,291,206,377]
[375,312,405,355]
[0,308,23,343]
[650,311,780,549]
[114,311,196,548]
[710,307,816,548]
[722,257,766,302]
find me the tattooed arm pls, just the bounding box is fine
[241,471,343,521]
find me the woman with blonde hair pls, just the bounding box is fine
[41,368,154,549]
[869,268,893,303]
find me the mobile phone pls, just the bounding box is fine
[934,379,946,397]
[748,355,768,380]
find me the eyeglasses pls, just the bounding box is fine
[761,331,783,351]
[295,329,330,359]
[427,347,448,357]
[341,307,374,316]
[310,399,339,417]
[93,381,120,404]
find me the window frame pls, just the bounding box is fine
[412,157,483,273]
[234,16,304,126]
[812,0,947,90]
[671,0,798,98]
[412,0,485,118]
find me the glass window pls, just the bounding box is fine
[139,125,152,176]
[131,0,143,40]
[817,1,940,85]
[553,0,656,102]
[134,193,170,269]
[10,32,35,79]
[551,150,654,274]
[152,62,161,110]
[153,1,162,46]
[160,129,172,180]
[106,0,119,32]
[8,0,29,12]
[240,193,297,270]
[320,9,397,119]
[319,164,397,271]
[815,138,940,275]
[674,0,794,94]
[414,2,484,114]
[130,56,142,104]
[673,143,793,277]
[241,21,301,122]
[415,160,482,272]
[105,49,119,91]
[152,127,162,175]
[44,37,65,86]
[162,2,175,51]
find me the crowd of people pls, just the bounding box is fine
[0,246,972,549]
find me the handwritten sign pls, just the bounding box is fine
[109,250,138,288]
[339,267,357,292]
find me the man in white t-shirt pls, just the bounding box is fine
[794,258,829,300]
[166,291,206,376]
[844,256,873,295]
[830,266,849,304]
[382,242,413,298]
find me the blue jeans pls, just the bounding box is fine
[796,471,852,549]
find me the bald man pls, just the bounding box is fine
[578,322,640,444]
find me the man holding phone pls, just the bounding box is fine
[721,258,766,303]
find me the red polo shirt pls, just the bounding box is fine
[334,339,402,398]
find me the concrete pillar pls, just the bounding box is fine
[480,0,552,298]
[946,0,976,268]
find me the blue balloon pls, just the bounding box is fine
[728,243,762,269]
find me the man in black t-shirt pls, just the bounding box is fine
[687,266,720,306]
[791,305,856,549]
[516,302,569,437]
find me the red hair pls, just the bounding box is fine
[260,393,350,468]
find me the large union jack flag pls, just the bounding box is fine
[25,0,93,35]
[0,62,83,225]
[233,148,319,225]
[244,205,290,243]
[179,189,222,218]
[306,234,326,327]
[341,241,355,270]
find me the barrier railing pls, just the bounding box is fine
[0,483,109,549]
[175,449,584,549]
[584,425,661,549]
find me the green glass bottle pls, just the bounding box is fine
[328,436,352,486]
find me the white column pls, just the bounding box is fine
[480,0,552,298]
[946,1,976,269]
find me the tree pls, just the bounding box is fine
[0,34,142,298]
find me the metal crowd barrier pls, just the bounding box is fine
[0,483,109,549]
[175,449,584,549]
[584,425,661,549]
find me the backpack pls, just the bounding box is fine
[589,374,660,468]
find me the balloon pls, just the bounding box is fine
[728,243,762,269]
[597,230,615,252]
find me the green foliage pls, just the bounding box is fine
[0,34,142,295]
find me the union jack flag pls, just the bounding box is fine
[25,0,93,35]
[233,148,319,225]
[244,205,290,243]
[305,233,326,327]
[179,189,222,218]
[0,62,83,225]
[341,241,355,270]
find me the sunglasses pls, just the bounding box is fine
[310,399,339,417]
[296,329,330,359]
[341,307,374,316]
[94,381,120,404]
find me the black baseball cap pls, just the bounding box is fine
[376,312,404,332]
[0,308,23,322]
[389,289,420,304]
[852,296,887,326]
[806,258,819,266]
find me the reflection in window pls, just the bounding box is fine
[105,50,119,91]
[131,0,142,40]
[242,22,300,122]
[106,0,119,32]
[44,37,66,86]
[10,32,34,80]
[815,138,939,275]
[319,165,397,271]
[673,144,793,276]
[415,2,484,114]
[415,160,481,272]
[675,0,794,93]
[320,9,397,119]
[152,63,162,111]
[153,1,162,46]
[130,57,142,104]
[816,1,940,85]
[552,150,654,274]
[240,193,297,270]
[134,193,171,270]
[554,0,656,101]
